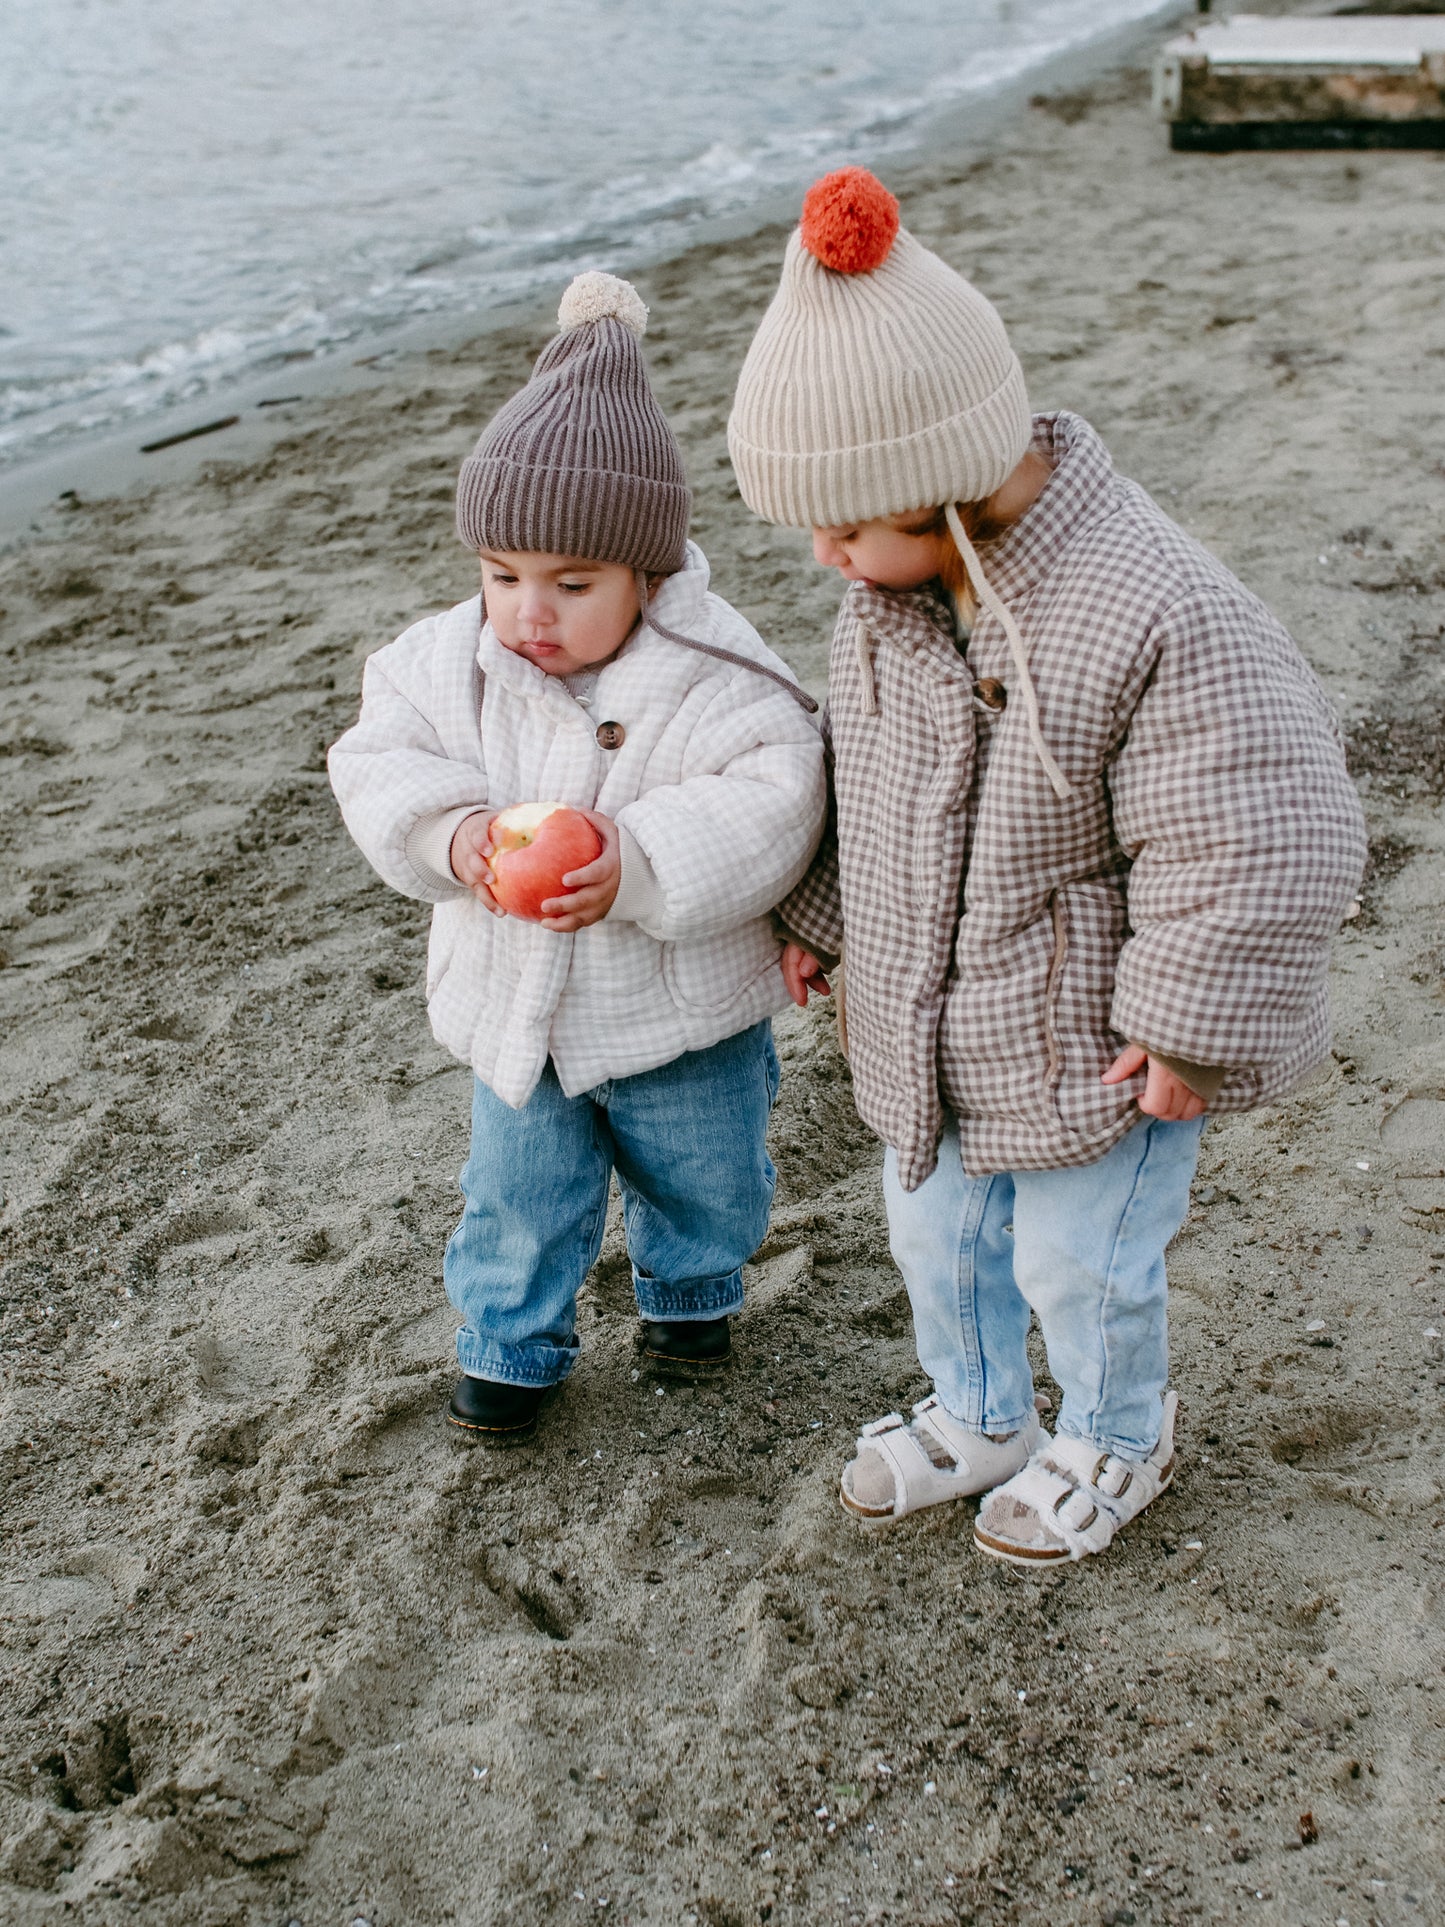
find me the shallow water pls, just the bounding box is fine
[2,0,1167,467]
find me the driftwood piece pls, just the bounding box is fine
[139,415,240,454]
[1155,15,1445,149]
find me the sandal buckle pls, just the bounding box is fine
[861,1412,905,1439]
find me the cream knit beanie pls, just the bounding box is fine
[729,171,1072,802]
[727,168,1030,528]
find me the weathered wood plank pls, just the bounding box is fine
[1155,14,1445,148]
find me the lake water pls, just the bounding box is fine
[2,0,1171,470]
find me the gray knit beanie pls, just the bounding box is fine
[728,168,1031,528]
[457,272,691,573]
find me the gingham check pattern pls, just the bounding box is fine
[780,414,1366,1189]
[330,545,825,1107]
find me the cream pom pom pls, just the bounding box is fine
[557,271,648,338]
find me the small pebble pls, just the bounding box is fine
[1306,1319,1327,1333]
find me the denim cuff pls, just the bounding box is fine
[1054,1424,1162,1464]
[632,1267,745,1320]
[455,1330,579,1388]
[936,1398,1037,1440]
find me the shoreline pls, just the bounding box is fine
[2,15,1444,1927]
[0,3,1191,548]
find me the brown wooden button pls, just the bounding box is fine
[973,678,1007,711]
[595,720,625,750]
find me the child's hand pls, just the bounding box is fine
[782,942,831,1007]
[449,810,503,914]
[1101,1045,1206,1122]
[538,811,620,931]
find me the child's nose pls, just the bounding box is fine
[812,531,843,569]
[517,585,553,628]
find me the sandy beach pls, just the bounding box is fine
[3,27,1444,1927]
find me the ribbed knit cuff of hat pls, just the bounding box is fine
[456,457,690,575]
[728,356,1030,531]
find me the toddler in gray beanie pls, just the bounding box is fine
[330,272,825,1443]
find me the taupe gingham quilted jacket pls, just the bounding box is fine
[781,413,1365,1189]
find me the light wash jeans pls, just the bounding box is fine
[444,1021,779,1387]
[883,1113,1203,1461]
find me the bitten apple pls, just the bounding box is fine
[487,802,604,922]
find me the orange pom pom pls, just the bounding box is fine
[798,168,900,274]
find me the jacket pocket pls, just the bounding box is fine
[425,901,469,1000]
[663,919,780,1014]
[1042,891,1067,1088]
[1048,875,1133,1138]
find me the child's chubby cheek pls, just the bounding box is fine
[811,521,948,592]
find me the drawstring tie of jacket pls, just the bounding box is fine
[945,504,1073,801]
[632,572,818,713]
[855,620,879,716]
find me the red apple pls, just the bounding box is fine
[488,802,604,922]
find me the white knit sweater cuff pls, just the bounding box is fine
[405,805,487,897]
[607,824,666,927]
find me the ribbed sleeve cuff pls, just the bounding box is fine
[770,911,839,973]
[1137,1047,1229,1106]
[405,805,488,897]
[607,824,666,927]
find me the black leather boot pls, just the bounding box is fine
[638,1316,732,1375]
[446,1374,548,1440]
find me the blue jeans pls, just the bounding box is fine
[882,1113,1203,1460]
[444,1021,779,1387]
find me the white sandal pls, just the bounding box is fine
[973,1390,1179,1566]
[839,1395,1048,1524]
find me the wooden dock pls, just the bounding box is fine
[1154,14,1445,149]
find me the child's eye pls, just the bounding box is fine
[559,581,591,595]
[486,571,518,586]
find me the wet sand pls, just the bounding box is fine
[2,38,1444,1927]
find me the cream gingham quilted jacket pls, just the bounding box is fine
[780,414,1366,1189]
[330,544,825,1107]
